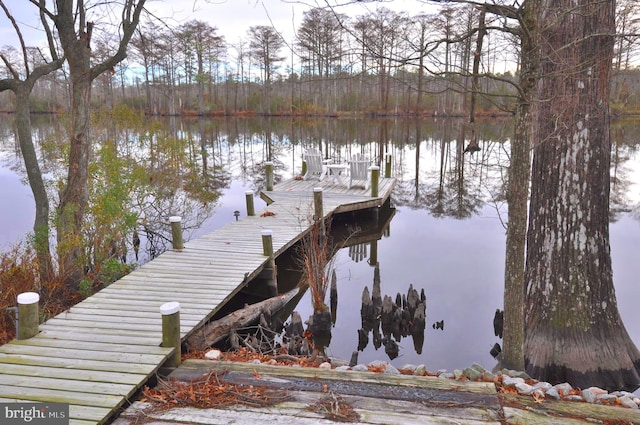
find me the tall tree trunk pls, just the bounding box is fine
[524,0,640,391]
[57,34,92,288]
[15,85,54,280]
[501,1,539,372]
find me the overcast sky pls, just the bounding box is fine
[1,0,439,50]
[149,0,438,42]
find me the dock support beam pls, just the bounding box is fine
[313,187,323,220]
[17,292,39,340]
[170,216,184,250]
[265,161,274,191]
[384,153,392,178]
[370,166,380,198]
[161,301,181,368]
[261,230,278,296]
[246,190,255,216]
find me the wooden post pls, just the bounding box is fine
[384,153,392,178]
[265,161,274,191]
[302,160,307,177]
[261,230,278,295]
[370,166,380,197]
[17,292,39,340]
[313,187,323,220]
[169,216,184,250]
[368,240,379,267]
[245,190,255,216]
[161,301,181,368]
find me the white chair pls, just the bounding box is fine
[348,154,370,189]
[303,148,325,180]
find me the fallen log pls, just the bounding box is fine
[186,287,301,351]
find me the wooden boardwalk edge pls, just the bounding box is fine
[0,177,396,425]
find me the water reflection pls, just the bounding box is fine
[0,115,639,375]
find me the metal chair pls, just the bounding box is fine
[348,154,370,189]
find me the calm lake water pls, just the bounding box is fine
[1,115,639,381]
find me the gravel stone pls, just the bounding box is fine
[619,396,639,409]
[502,376,525,387]
[553,382,574,396]
[545,388,560,400]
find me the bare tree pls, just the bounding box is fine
[48,0,146,288]
[248,25,285,114]
[177,20,225,115]
[0,0,64,280]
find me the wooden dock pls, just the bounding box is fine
[0,176,396,425]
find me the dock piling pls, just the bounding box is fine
[246,190,255,216]
[261,230,278,295]
[384,153,392,178]
[161,301,181,368]
[313,187,323,220]
[370,166,380,197]
[265,161,274,191]
[17,292,40,340]
[169,216,184,250]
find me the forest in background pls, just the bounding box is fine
[1,2,639,117]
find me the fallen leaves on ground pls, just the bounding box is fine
[307,392,360,423]
[141,371,289,410]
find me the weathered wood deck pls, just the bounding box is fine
[0,176,396,425]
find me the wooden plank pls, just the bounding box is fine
[503,407,587,425]
[87,292,219,307]
[0,384,123,408]
[99,285,235,298]
[0,343,169,365]
[175,360,496,395]
[0,374,134,397]
[0,400,112,423]
[40,317,194,334]
[45,312,201,328]
[106,281,238,294]
[501,393,640,424]
[0,363,146,385]
[38,323,163,339]
[38,329,161,346]
[64,307,204,321]
[91,287,225,301]
[8,337,173,356]
[73,297,213,314]
[0,353,161,374]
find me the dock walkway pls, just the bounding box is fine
[0,176,396,425]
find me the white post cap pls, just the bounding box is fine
[160,301,180,315]
[245,190,253,195]
[313,187,323,192]
[261,229,273,236]
[169,216,182,223]
[17,292,40,305]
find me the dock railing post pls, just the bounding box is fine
[313,187,323,220]
[261,230,278,296]
[245,190,255,216]
[17,292,39,339]
[265,161,274,191]
[384,153,392,178]
[161,301,181,368]
[169,216,184,250]
[370,166,380,198]
[301,160,307,177]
